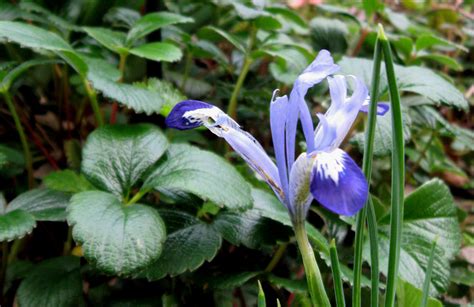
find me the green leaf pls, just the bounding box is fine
[0,21,88,77]
[86,59,164,115]
[81,124,168,198]
[339,57,468,110]
[268,48,309,84]
[83,27,128,54]
[310,17,348,54]
[139,210,221,280]
[166,71,212,98]
[213,209,290,249]
[384,8,411,31]
[396,279,442,307]
[143,143,252,210]
[267,275,307,293]
[0,144,24,177]
[130,42,182,62]
[0,59,60,91]
[352,108,412,156]
[363,0,384,18]
[135,78,186,116]
[68,191,166,275]
[198,26,246,53]
[371,179,461,295]
[265,7,308,30]
[0,20,71,51]
[8,189,71,221]
[127,12,193,44]
[17,256,85,307]
[0,210,35,242]
[44,170,95,193]
[415,34,467,52]
[104,7,141,29]
[417,53,462,71]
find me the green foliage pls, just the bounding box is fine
[0,0,470,305]
[68,191,166,275]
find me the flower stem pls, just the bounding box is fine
[110,52,128,124]
[330,239,345,307]
[83,79,104,126]
[2,91,34,188]
[264,243,287,273]
[353,28,383,307]
[226,26,257,119]
[293,222,330,307]
[379,24,405,307]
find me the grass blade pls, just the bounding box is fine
[330,239,346,307]
[379,24,406,307]
[420,237,438,307]
[352,28,383,307]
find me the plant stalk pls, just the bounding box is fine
[379,25,405,307]
[226,26,257,118]
[293,222,330,307]
[353,30,383,307]
[2,91,34,187]
[83,79,104,126]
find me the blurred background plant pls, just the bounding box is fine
[0,0,472,306]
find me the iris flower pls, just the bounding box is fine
[165,50,388,222]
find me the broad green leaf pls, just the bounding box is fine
[0,144,24,177]
[0,59,60,92]
[192,40,229,66]
[267,275,307,293]
[214,209,291,249]
[44,170,95,193]
[139,210,221,280]
[166,71,212,97]
[392,36,414,58]
[127,12,193,44]
[265,7,308,30]
[143,144,252,210]
[18,2,77,33]
[17,257,85,307]
[129,42,182,62]
[396,279,442,307]
[339,57,468,110]
[268,48,309,84]
[83,27,128,54]
[363,0,383,18]
[415,34,467,52]
[104,7,141,29]
[317,4,361,25]
[370,179,461,294]
[310,17,348,54]
[352,108,412,156]
[0,210,36,242]
[81,124,168,198]
[68,191,166,275]
[0,21,71,51]
[86,59,164,114]
[385,8,411,31]
[135,77,186,116]
[8,189,71,221]
[198,26,246,53]
[417,53,462,71]
[0,21,88,77]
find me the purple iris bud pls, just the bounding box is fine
[165,100,214,130]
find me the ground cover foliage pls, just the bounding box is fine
[0,0,472,306]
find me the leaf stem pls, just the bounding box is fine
[264,243,287,273]
[379,24,405,307]
[83,79,104,126]
[330,239,345,307]
[126,188,150,206]
[293,221,330,307]
[2,91,34,188]
[110,53,129,124]
[420,237,438,307]
[353,29,383,307]
[226,25,257,118]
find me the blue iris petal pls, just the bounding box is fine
[165,100,213,130]
[310,149,368,216]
